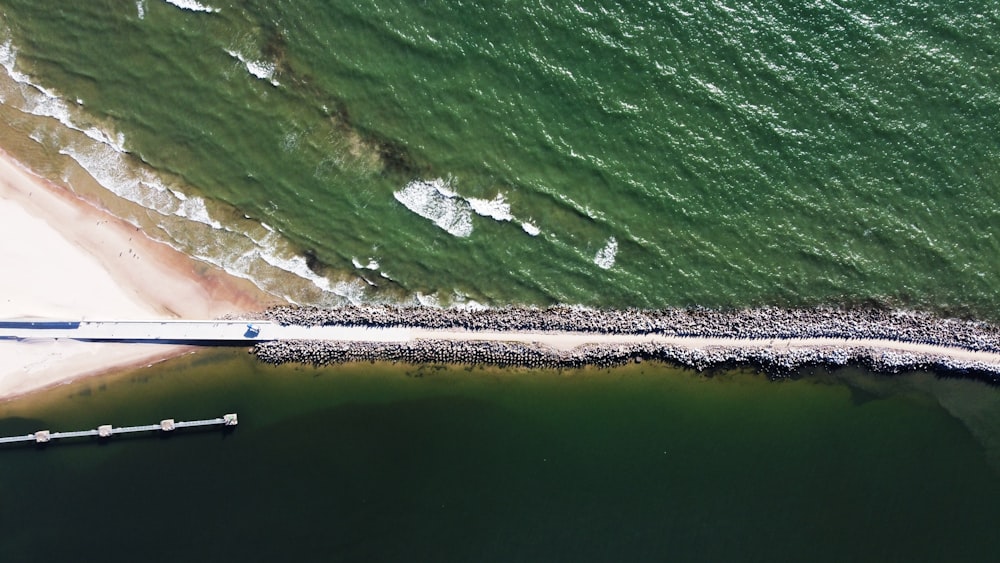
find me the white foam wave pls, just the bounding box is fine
[415,292,441,308]
[57,139,378,304]
[225,49,279,87]
[352,257,380,270]
[48,118,367,304]
[161,0,219,13]
[454,299,489,311]
[0,31,387,306]
[253,233,368,302]
[467,193,513,222]
[594,236,618,269]
[259,249,332,293]
[394,178,545,238]
[188,247,261,290]
[174,196,223,229]
[180,220,370,305]
[0,38,28,83]
[57,143,225,230]
[412,291,491,310]
[433,183,459,198]
[394,178,474,237]
[34,94,125,151]
[0,38,127,153]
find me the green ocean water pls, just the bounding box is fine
[2,352,1000,562]
[1,0,998,312]
[2,2,1000,560]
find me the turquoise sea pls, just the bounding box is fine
[1,1,999,560]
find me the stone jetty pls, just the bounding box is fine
[248,305,1000,383]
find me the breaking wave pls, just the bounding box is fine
[594,236,617,269]
[467,193,513,222]
[160,0,218,14]
[394,178,541,238]
[393,178,474,237]
[0,32,375,306]
[0,39,126,152]
[225,49,279,87]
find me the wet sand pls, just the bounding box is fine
[0,151,278,400]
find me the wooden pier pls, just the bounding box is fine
[0,413,237,445]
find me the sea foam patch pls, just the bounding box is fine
[161,0,219,13]
[594,236,618,269]
[467,194,514,222]
[352,257,380,270]
[225,49,279,87]
[395,178,541,238]
[394,178,474,237]
[174,195,223,229]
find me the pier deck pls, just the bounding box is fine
[0,320,278,344]
[0,413,237,445]
[0,319,413,345]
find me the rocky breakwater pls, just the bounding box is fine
[249,306,1000,383]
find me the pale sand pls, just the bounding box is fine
[0,151,279,400]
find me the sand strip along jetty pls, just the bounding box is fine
[248,306,1000,383]
[0,151,276,400]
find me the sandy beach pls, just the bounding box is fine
[0,151,279,400]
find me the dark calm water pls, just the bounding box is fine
[1,2,1000,560]
[1,351,999,562]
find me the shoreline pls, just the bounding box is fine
[0,151,279,400]
[2,141,999,399]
